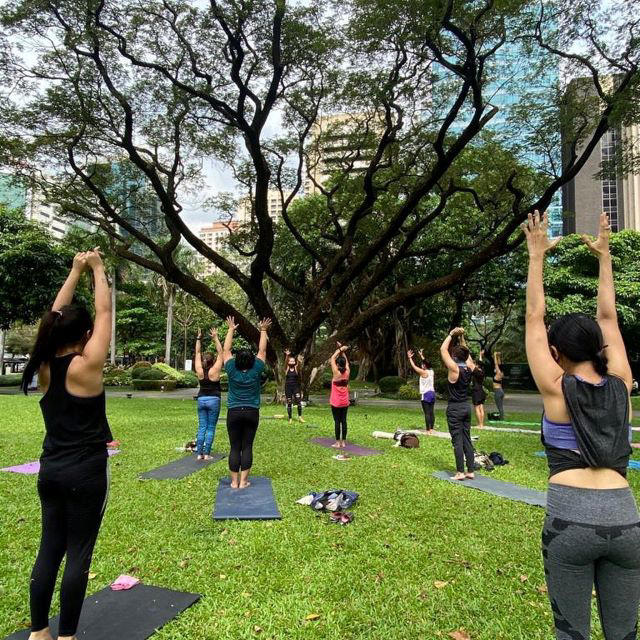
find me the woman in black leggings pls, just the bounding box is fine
[20,249,112,640]
[524,211,640,640]
[222,315,271,489]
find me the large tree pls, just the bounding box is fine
[1,0,638,383]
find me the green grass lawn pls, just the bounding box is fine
[1,396,639,639]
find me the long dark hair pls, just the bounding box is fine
[548,313,608,376]
[336,355,347,374]
[472,365,485,384]
[235,349,256,372]
[21,304,93,394]
[202,352,215,378]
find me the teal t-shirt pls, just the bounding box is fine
[225,358,265,409]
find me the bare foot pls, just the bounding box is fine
[341,441,347,448]
[197,454,204,460]
[239,481,251,489]
[203,454,212,461]
[465,472,475,479]
[28,630,54,640]
[289,419,292,424]
[299,417,306,423]
[453,472,466,481]
[331,442,341,448]
[230,482,240,489]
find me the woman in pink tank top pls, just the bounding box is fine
[330,343,350,448]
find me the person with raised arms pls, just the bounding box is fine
[20,249,112,640]
[222,316,271,489]
[407,349,435,434]
[194,327,223,460]
[329,343,350,448]
[524,210,640,640]
[492,350,505,420]
[440,328,476,481]
[283,349,305,424]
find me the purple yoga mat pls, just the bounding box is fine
[1,449,121,475]
[310,437,382,456]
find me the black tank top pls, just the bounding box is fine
[285,367,300,388]
[543,374,631,477]
[198,374,221,397]
[39,354,112,467]
[448,364,472,403]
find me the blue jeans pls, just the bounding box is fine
[196,396,221,455]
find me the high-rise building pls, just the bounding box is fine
[235,189,296,223]
[561,77,639,234]
[198,220,239,276]
[0,174,70,239]
[304,113,380,195]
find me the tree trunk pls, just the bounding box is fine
[110,273,116,365]
[165,285,174,365]
[0,328,6,376]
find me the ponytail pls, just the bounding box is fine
[593,350,609,377]
[336,355,347,374]
[21,304,93,394]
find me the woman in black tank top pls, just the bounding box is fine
[284,349,305,424]
[440,328,477,481]
[194,328,223,460]
[18,249,112,640]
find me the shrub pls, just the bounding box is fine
[0,373,22,387]
[132,379,177,391]
[262,380,277,395]
[179,371,199,388]
[137,367,168,381]
[130,361,151,371]
[378,376,405,393]
[396,384,421,400]
[103,367,131,387]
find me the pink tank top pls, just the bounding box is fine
[330,372,350,408]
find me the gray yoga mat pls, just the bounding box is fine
[432,470,547,507]
[139,452,225,480]
[3,584,200,640]
[310,437,382,456]
[213,476,281,520]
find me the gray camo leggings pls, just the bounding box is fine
[543,484,640,640]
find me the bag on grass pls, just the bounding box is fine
[489,451,509,466]
[473,451,494,471]
[399,434,420,448]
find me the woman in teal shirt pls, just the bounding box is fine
[223,316,271,489]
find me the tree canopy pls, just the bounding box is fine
[0,0,638,379]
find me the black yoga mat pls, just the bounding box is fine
[213,476,281,520]
[3,584,200,640]
[432,470,546,507]
[139,452,225,480]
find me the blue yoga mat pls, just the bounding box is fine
[213,476,281,520]
[534,451,640,470]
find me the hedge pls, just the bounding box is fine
[396,384,421,401]
[0,373,22,387]
[132,379,177,391]
[137,368,169,381]
[378,376,405,393]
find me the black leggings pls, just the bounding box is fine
[421,400,435,430]
[30,458,108,636]
[446,402,474,473]
[331,406,348,440]
[227,407,259,472]
[286,387,302,420]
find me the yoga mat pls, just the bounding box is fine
[213,476,281,520]
[310,437,382,456]
[139,452,225,480]
[490,421,539,427]
[3,584,200,640]
[426,431,479,442]
[432,470,547,507]
[1,450,121,475]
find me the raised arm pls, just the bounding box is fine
[407,350,427,376]
[284,348,291,373]
[52,252,87,311]
[330,343,349,376]
[582,213,633,389]
[440,328,464,379]
[493,351,503,381]
[209,328,224,374]
[194,329,204,378]
[78,249,112,370]
[223,316,237,364]
[257,318,271,363]
[523,211,563,395]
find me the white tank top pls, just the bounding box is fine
[419,370,434,395]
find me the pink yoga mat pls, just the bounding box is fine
[1,449,121,474]
[310,437,382,456]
